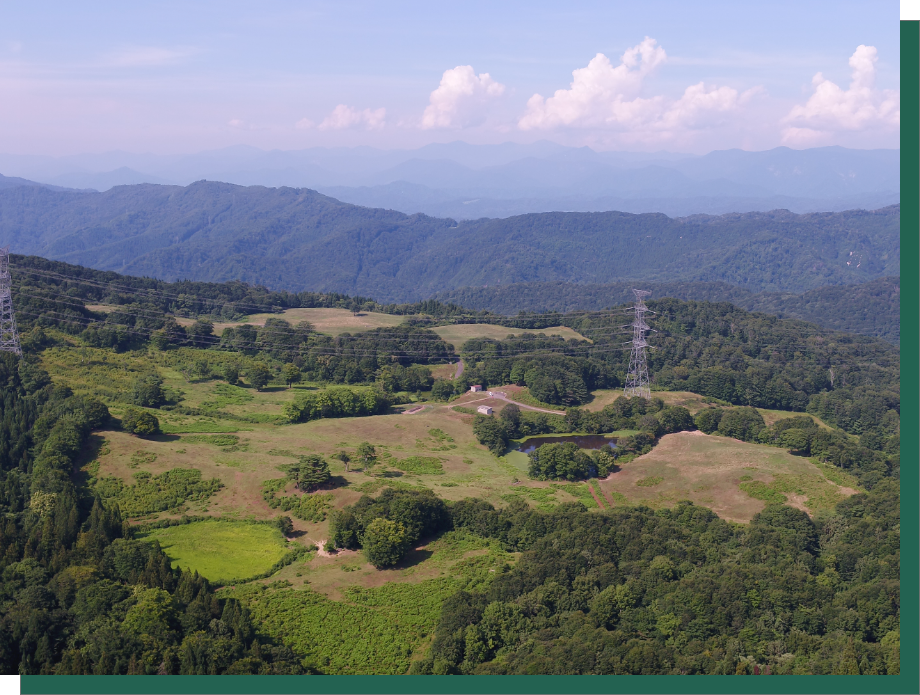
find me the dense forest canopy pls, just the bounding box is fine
[433,276,901,344]
[0,181,899,300]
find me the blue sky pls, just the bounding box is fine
[1,1,901,155]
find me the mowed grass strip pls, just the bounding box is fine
[145,520,289,582]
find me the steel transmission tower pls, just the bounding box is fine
[0,247,22,356]
[623,289,652,400]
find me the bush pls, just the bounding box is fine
[716,407,765,442]
[132,375,165,408]
[431,379,455,401]
[122,408,160,436]
[694,408,723,434]
[248,362,272,390]
[472,415,509,456]
[656,406,694,434]
[528,442,594,481]
[362,518,410,568]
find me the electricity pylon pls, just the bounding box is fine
[623,289,651,400]
[0,247,22,356]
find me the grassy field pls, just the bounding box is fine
[143,520,290,581]
[212,308,407,336]
[597,430,861,523]
[431,323,587,351]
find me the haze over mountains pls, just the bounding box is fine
[0,178,899,303]
[0,143,899,219]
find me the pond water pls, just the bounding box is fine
[516,435,617,455]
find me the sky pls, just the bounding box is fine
[0,0,901,156]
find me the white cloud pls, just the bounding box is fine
[318,104,386,130]
[517,38,758,141]
[421,65,505,129]
[781,45,899,145]
[294,118,315,130]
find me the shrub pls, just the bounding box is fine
[656,406,694,434]
[694,408,723,434]
[122,408,160,436]
[717,407,765,442]
[132,376,166,408]
[362,518,410,569]
[248,362,272,390]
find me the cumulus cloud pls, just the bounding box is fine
[317,104,386,131]
[294,118,315,130]
[421,65,505,129]
[518,37,756,139]
[781,45,899,145]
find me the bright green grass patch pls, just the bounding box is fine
[95,469,223,518]
[160,421,245,434]
[182,434,240,447]
[146,520,289,582]
[200,383,254,410]
[636,476,664,487]
[813,459,862,489]
[390,456,444,475]
[740,481,787,505]
[237,577,459,674]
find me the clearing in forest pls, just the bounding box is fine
[142,520,290,582]
[597,430,861,523]
[431,323,587,350]
[210,307,406,336]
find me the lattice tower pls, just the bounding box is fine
[0,247,22,356]
[623,288,651,400]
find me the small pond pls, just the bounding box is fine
[516,435,617,455]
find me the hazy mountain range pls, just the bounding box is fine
[0,143,899,219]
[0,179,899,303]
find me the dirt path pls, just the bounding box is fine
[453,359,464,379]
[585,482,606,509]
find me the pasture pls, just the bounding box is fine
[597,430,861,523]
[430,323,588,351]
[212,307,406,336]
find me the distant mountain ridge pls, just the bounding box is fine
[0,143,898,218]
[0,180,899,303]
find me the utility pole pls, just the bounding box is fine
[624,289,651,400]
[0,247,22,356]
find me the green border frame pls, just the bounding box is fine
[18,21,920,695]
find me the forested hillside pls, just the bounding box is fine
[0,181,899,301]
[434,276,901,343]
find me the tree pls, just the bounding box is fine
[149,330,170,351]
[288,455,330,492]
[281,364,302,389]
[276,516,294,536]
[694,408,723,434]
[499,404,522,438]
[717,407,766,442]
[657,406,694,434]
[431,379,454,401]
[333,450,352,472]
[780,428,811,454]
[473,415,509,456]
[122,408,160,436]
[223,364,240,385]
[248,362,272,391]
[356,442,377,474]
[361,518,409,568]
[132,376,165,408]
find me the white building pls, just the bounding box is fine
[477,405,493,415]
[470,385,483,392]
